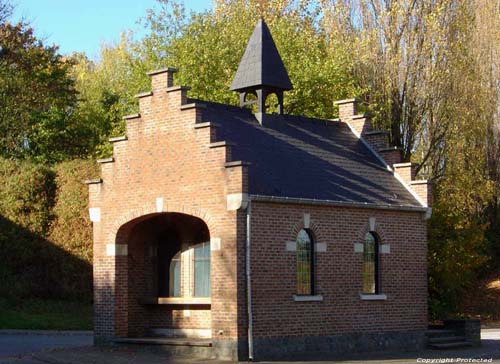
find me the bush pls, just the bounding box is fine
[0,158,98,301]
[48,159,98,299]
[428,201,490,320]
[0,158,55,234]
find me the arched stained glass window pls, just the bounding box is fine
[296,229,314,295]
[363,232,379,294]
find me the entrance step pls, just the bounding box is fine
[425,329,456,337]
[113,337,213,358]
[150,328,211,339]
[429,335,466,344]
[114,337,212,346]
[429,341,474,350]
[426,327,474,350]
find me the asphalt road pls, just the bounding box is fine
[0,329,499,364]
[0,331,92,359]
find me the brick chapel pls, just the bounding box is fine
[87,19,432,360]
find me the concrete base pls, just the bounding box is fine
[252,330,426,360]
[112,341,213,358]
[97,336,241,361]
[94,336,114,346]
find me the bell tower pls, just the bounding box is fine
[230,19,293,124]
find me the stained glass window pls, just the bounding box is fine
[296,229,314,295]
[363,232,379,294]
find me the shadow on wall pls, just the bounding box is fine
[0,214,92,301]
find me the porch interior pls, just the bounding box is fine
[123,212,212,343]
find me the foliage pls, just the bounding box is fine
[428,202,490,319]
[49,160,97,264]
[321,0,500,318]
[0,21,80,162]
[0,0,11,23]
[0,158,96,300]
[0,158,55,235]
[48,160,98,294]
[140,0,359,118]
[69,37,149,158]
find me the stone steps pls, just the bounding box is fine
[114,337,212,346]
[113,337,213,358]
[429,335,466,343]
[426,326,474,350]
[425,329,456,337]
[429,341,474,350]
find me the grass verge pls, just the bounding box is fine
[0,298,92,330]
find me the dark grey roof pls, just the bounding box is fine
[230,19,293,92]
[196,100,421,208]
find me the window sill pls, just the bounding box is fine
[359,293,387,301]
[140,297,211,305]
[293,295,323,302]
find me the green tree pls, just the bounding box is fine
[139,0,359,118]
[69,35,150,158]
[0,21,79,162]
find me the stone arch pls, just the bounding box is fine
[107,203,216,245]
[109,206,215,338]
[355,217,387,244]
[290,216,324,243]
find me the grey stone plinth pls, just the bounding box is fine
[252,330,426,360]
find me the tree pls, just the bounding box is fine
[68,34,150,158]
[139,0,360,118]
[0,0,11,24]
[0,21,78,162]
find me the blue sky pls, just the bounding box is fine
[12,0,212,58]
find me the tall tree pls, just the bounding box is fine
[0,21,78,162]
[0,0,12,24]
[140,0,359,118]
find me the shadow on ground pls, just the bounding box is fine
[1,330,499,364]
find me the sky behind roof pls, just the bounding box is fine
[12,0,212,58]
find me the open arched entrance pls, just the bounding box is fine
[115,212,212,339]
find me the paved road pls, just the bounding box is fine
[0,331,92,360]
[0,329,499,364]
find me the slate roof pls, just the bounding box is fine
[230,19,293,92]
[197,100,422,208]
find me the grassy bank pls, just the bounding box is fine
[0,298,92,330]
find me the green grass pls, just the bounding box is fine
[0,298,93,330]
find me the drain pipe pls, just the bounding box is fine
[245,198,254,360]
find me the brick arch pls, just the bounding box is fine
[107,203,217,245]
[355,218,387,244]
[290,217,325,243]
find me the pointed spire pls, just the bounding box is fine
[230,19,292,92]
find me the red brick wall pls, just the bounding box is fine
[380,148,403,166]
[88,70,246,352]
[248,201,428,339]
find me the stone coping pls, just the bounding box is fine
[146,67,178,76]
